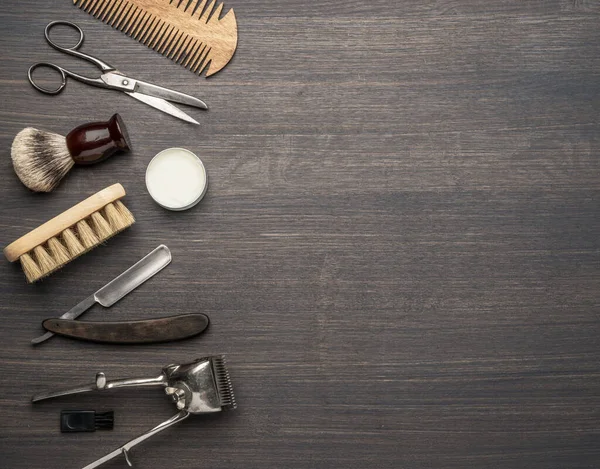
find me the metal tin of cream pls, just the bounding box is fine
[145,147,208,211]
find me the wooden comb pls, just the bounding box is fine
[72,0,237,77]
[4,184,135,283]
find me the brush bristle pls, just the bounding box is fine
[104,202,130,231]
[33,245,55,275]
[62,228,85,257]
[94,411,114,430]
[77,220,100,249]
[18,202,135,282]
[11,128,73,192]
[47,237,70,265]
[113,200,135,227]
[90,212,113,239]
[212,355,237,410]
[20,253,42,282]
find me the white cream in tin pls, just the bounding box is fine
[146,148,208,211]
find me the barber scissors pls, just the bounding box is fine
[28,21,207,125]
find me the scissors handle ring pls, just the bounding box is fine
[41,20,115,73]
[28,63,67,95]
[45,20,85,51]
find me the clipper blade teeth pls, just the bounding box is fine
[212,355,236,410]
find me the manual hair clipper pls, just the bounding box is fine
[32,356,236,469]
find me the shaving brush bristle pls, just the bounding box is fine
[10,114,131,192]
[11,128,73,192]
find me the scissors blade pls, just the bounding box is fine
[134,81,208,110]
[126,92,200,125]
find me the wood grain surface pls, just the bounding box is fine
[1,1,599,468]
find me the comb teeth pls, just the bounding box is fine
[19,202,134,283]
[212,355,237,410]
[73,0,237,76]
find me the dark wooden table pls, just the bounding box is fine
[1,1,599,468]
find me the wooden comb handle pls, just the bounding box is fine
[66,114,131,164]
[3,183,126,262]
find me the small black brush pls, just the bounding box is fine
[60,410,114,432]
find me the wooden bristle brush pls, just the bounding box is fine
[3,184,134,283]
[11,114,131,192]
[72,0,238,77]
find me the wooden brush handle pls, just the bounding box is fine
[66,114,131,164]
[3,184,126,262]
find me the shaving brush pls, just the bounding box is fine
[11,114,131,192]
